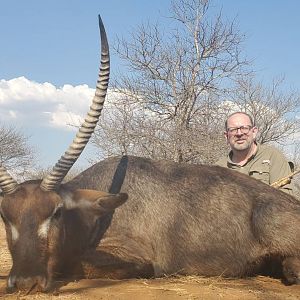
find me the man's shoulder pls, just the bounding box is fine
[256,143,294,170]
[215,156,228,167]
[258,144,286,158]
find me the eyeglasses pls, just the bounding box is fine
[227,125,253,135]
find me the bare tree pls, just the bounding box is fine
[0,124,35,180]
[92,89,229,164]
[92,0,300,165]
[229,75,300,145]
[93,0,249,163]
[28,165,82,183]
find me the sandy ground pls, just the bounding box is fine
[1,222,300,300]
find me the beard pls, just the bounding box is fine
[231,138,252,151]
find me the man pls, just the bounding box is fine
[216,111,294,194]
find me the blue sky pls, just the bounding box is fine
[1,0,300,170]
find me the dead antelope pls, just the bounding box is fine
[1,15,300,295]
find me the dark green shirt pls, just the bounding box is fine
[216,143,294,194]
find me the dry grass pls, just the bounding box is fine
[0,221,12,276]
[0,292,82,300]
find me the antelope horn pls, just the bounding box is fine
[0,165,18,194]
[40,15,110,191]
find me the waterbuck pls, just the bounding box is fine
[1,16,300,294]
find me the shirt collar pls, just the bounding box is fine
[227,142,259,167]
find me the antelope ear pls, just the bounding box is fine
[96,193,128,212]
[73,189,128,214]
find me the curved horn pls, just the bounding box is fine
[40,15,110,191]
[0,165,18,194]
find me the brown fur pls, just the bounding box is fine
[1,155,300,293]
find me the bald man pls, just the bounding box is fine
[216,112,294,194]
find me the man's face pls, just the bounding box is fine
[225,113,258,151]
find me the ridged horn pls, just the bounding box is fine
[0,165,18,194]
[40,15,110,191]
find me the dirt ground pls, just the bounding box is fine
[1,222,300,300]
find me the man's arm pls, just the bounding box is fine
[269,148,295,194]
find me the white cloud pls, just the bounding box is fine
[49,111,83,129]
[0,77,136,168]
[0,77,57,103]
[0,76,95,130]
[9,110,17,118]
[0,77,147,134]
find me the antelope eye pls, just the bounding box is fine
[52,203,63,220]
[0,212,7,223]
[53,207,62,219]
